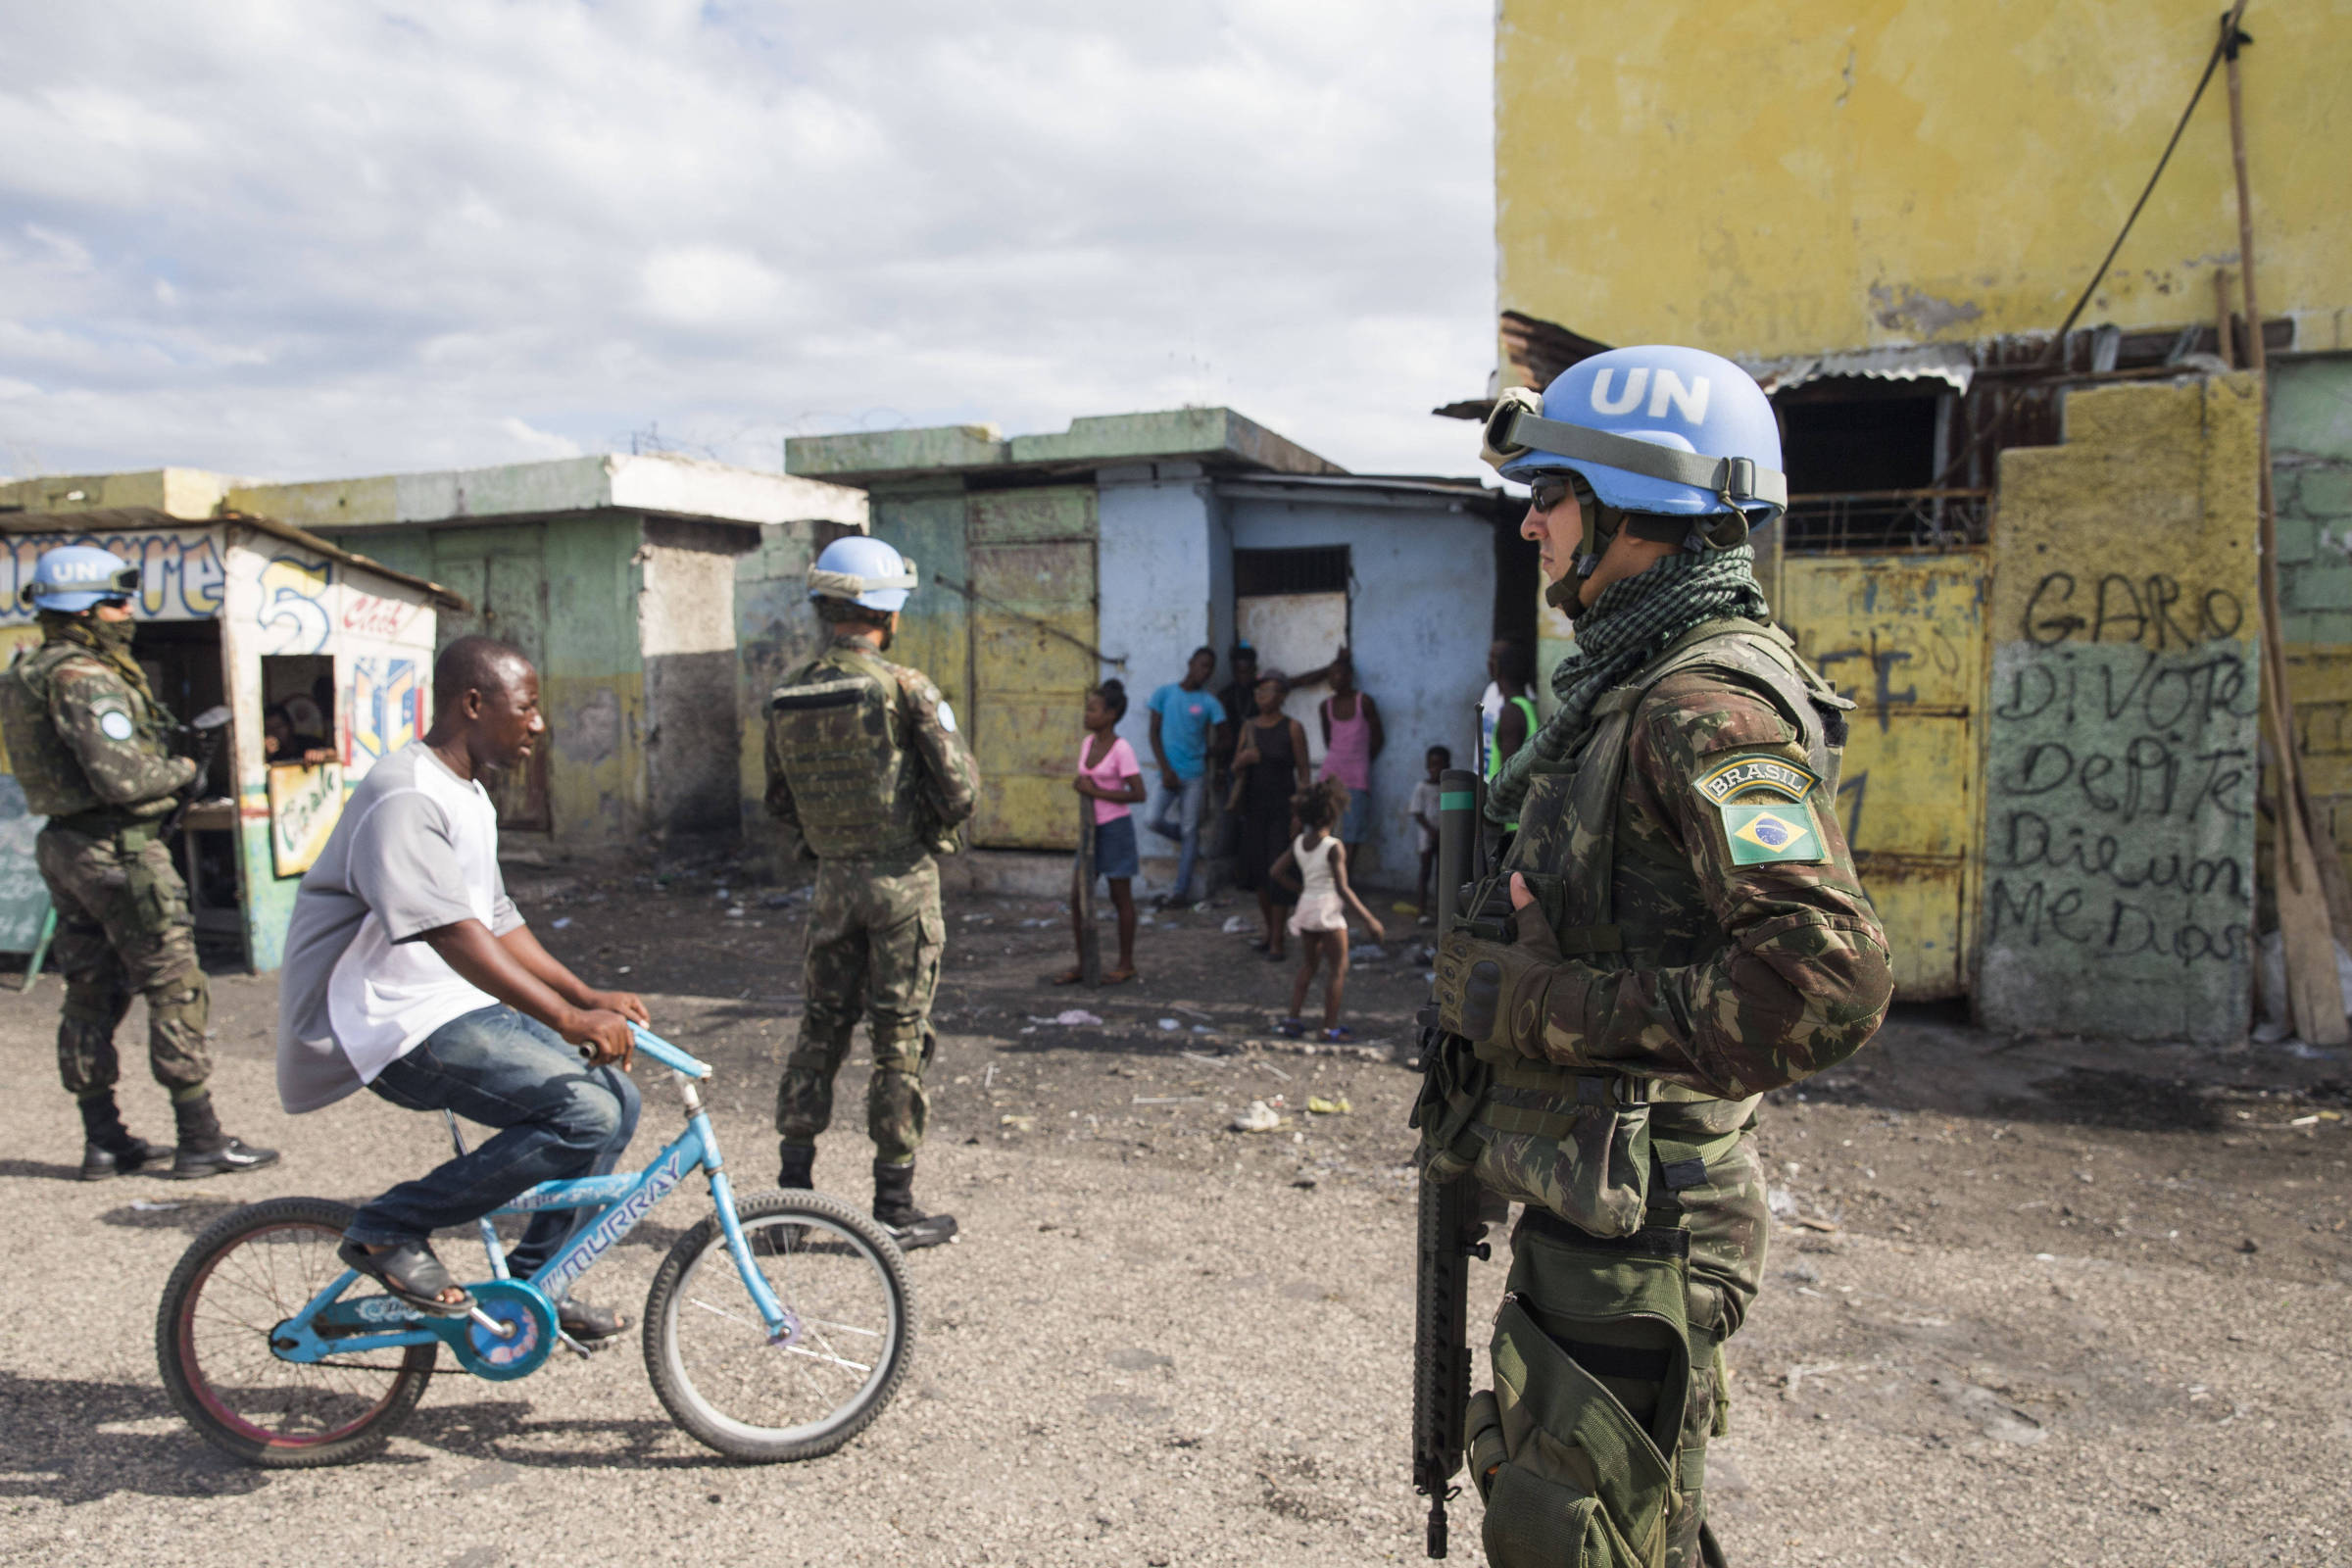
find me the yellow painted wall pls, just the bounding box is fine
[1496,1,2352,362]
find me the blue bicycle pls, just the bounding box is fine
[156,1026,913,1467]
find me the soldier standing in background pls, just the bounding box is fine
[0,546,278,1181]
[764,535,979,1250]
[1425,348,1889,1565]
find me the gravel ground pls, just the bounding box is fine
[1,854,2347,1566]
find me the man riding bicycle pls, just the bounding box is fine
[276,636,646,1339]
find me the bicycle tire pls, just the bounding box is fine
[644,1188,913,1462]
[158,1197,435,1469]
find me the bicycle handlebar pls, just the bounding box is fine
[628,1024,711,1079]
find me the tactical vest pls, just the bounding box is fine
[0,641,132,818]
[1422,618,1854,1236]
[766,646,933,859]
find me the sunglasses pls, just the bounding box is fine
[1524,475,1588,516]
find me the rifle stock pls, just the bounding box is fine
[1411,767,1491,1557]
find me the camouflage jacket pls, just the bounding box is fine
[764,636,980,861]
[1471,621,1891,1101]
[0,632,195,820]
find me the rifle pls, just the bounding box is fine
[1411,765,1496,1557]
[159,706,231,840]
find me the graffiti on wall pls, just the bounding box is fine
[340,592,415,641]
[1984,572,2259,973]
[1,532,226,622]
[346,657,423,783]
[257,554,334,655]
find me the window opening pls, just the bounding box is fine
[1775,380,1982,552]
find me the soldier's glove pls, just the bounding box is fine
[1432,897,1565,1064]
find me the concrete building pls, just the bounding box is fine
[789,410,1520,891]
[227,455,864,856]
[0,471,454,970]
[1485,0,2351,1043]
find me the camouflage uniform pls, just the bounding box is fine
[1427,617,1891,1567]
[0,617,209,1100]
[765,635,979,1165]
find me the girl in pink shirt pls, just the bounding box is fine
[1057,680,1147,984]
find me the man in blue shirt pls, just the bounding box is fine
[1145,647,1227,906]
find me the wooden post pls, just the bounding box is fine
[2213,267,2237,368]
[2226,11,2350,1046]
[1075,796,1102,986]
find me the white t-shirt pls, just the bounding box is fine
[277,742,523,1111]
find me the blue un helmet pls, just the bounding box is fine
[807,535,916,613]
[21,545,140,612]
[1482,345,1787,545]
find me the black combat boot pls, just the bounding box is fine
[161,1091,281,1180]
[78,1094,163,1181]
[778,1140,815,1191]
[872,1159,957,1250]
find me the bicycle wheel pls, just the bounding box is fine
[645,1189,913,1462]
[158,1197,435,1468]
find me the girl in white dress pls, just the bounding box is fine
[1270,779,1386,1042]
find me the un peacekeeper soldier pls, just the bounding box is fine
[765,535,979,1250]
[1425,347,1891,1566]
[0,546,278,1181]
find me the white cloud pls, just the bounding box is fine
[0,1,1494,481]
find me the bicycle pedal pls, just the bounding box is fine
[555,1330,600,1359]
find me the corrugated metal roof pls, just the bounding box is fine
[0,506,469,611]
[1740,343,1976,396]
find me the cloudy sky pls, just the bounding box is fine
[0,1,1494,488]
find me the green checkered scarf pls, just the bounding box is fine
[1485,544,1770,824]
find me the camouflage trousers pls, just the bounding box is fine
[35,821,211,1100]
[1472,1124,1767,1568]
[775,853,944,1166]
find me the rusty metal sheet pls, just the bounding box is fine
[1777,550,1988,999]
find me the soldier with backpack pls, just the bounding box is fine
[0,546,277,1182]
[764,536,980,1250]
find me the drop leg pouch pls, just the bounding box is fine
[1475,1222,1695,1568]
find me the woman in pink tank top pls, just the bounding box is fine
[1316,649,1383,846]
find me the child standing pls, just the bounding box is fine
[1410,745,1449,922]
[1272,779,1386,1042]
[1056,680,1147,985]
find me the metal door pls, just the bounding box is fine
[961,487,1099,850]
[1778,551,1988,999]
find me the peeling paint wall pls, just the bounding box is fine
[1980,374,2263,1045]
[637,517,750,842]
[1223,498,1497,888]
[1098,467,1220,880]
[1495,2,2352,361]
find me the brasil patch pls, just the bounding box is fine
[1718,801,1826,865]
[1694,755,1820,806]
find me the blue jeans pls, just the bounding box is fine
[1146,772,1209,901]
[345,1004,642,1283]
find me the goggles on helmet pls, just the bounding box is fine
[20,564,140,608]
[1483,387,1787,514]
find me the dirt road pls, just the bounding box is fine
[1,853,2346,1566]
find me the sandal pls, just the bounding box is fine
[1048,967,1086,985]
[337,1238,472,1317]
[1321,1027,1358,1043]
[557,1295,630,1344]
[1101,967,1138,985]
[1276,1017,1307,1039]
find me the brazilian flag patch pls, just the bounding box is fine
[1718,801,1826,865]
